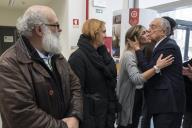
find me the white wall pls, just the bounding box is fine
[49,0,123,58]
[0,7,23,26]
[89,0,123,37]
[68,0,86,49]
[49,0,86,58]
[49,0,71,58]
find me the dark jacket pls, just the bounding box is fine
[0,36,83,128]
[183,59,192,112]
[69,34,119,128]
[135,37,185,114]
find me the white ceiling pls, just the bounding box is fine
[148,0,192,12]
[139,0,192,13]
[139,0,180,8]
[0,0,53,10]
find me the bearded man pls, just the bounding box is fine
[0,5,82,128]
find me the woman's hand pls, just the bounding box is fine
[128,36,140,51]
[156,54,174,69]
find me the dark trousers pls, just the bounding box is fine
[152,113,183,128]
[141,104,183,128]
[118,89,143,128]
[183,111,192,128]
[140,103,152,128]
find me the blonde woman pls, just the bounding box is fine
[69,19,119,128]
[117,25,174,128]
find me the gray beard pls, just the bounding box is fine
[42,29,62,54]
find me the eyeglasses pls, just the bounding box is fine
[44,23,60,29]
[149,24,162,31]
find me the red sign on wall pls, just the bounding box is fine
[73,19,79,25]
[129,8,139,26]
[104,37,112,55]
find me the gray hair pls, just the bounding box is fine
[159,18,171,36]
[16,9,48,37]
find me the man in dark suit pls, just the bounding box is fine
[182,59,192,128]
[132,18,185,128]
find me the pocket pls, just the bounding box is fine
[153,76,169,90]
[84,96,94,116]
[93,98,108,116]
[82,96,96,128]
[82,116,96,128]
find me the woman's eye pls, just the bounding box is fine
[141,31,146,35]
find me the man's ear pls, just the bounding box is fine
[34,26,44,37]
[160,29,166,37]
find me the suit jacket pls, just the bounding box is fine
[135,37,185,114]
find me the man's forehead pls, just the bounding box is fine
[47,14,59,23]
[150,19,160,26]
[27,5,58,23]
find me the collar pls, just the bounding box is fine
[16,36,64,64]
[36,49,53,60]
[154,36,167,49]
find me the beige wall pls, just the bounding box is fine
[49,0,71,59]
[0,7,23,26]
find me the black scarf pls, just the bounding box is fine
[77,34,117,89]
[78,35,121,127]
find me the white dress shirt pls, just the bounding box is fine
[36,49,53,70]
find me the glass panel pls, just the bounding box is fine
[188,31,192,59]
[172,29,186,61]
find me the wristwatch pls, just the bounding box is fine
[153,65,161,73]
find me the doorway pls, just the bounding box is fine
[0,26,18,55]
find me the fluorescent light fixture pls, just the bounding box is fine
[93,0,107,8]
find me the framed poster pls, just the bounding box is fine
[112,14,121,58]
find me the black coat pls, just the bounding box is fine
[136,37,185,114]
[68,34,119,128]
[183,59,192,112]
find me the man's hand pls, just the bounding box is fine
[182,64,192,81]
[62,117,79,128]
